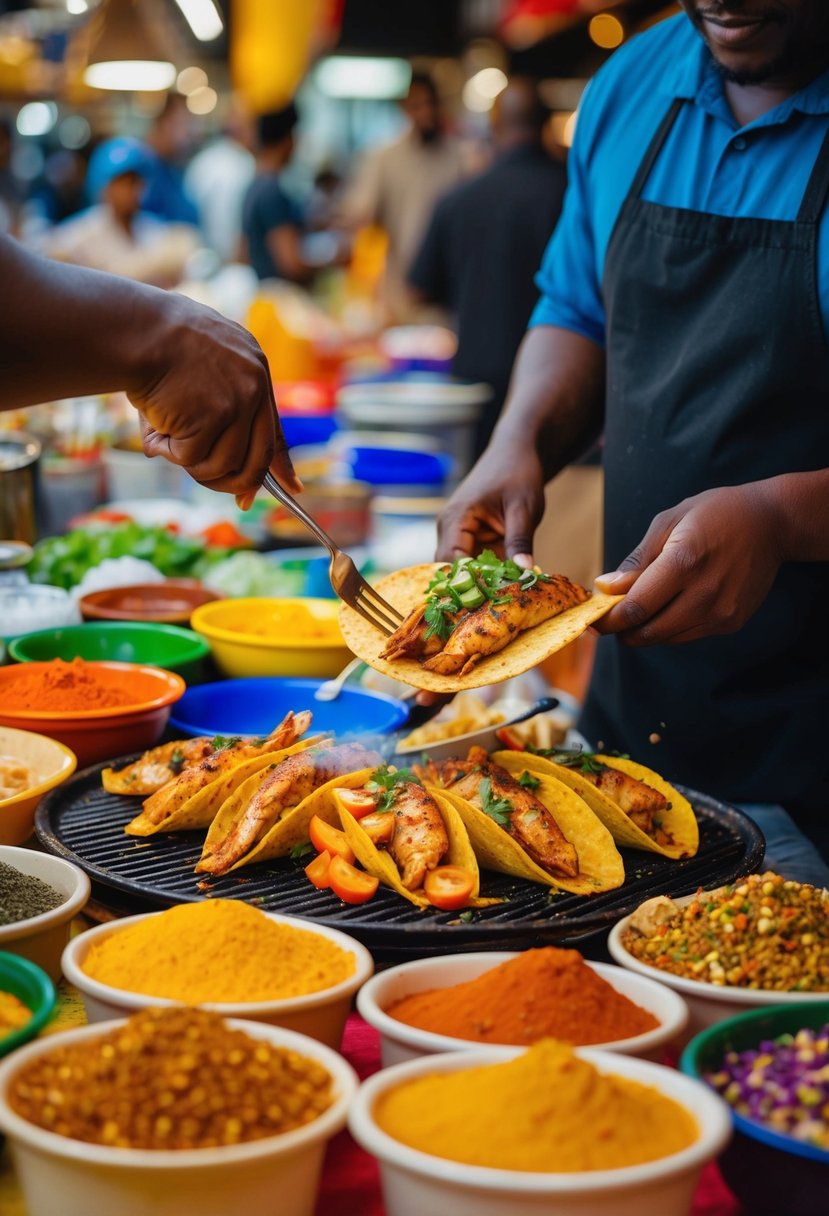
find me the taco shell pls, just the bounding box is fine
[125,736,324,838]
[338,563,622,693]
[438,751,624,894]
[514,752,699,859]
[331,777,490,908]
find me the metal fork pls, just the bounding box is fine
[262,473,405,636]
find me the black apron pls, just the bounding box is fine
[580,98,829,807]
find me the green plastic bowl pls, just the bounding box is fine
[681,1001,829,1216]
[8,622,210,683]
[0,950,56,1058]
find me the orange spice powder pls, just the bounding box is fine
[386,947,659,1046]
[3,658,134,712]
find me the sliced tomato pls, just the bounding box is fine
[494,727,526,751]
[309,815,355,863]
[359,810,395,847]
[423,866,476,911]
[304,849,332,890]
[328,856,379,905]
[333,788,379,820]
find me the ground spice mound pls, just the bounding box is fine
[0,860,62,926]
[375,1039,698,1172]
[3,657,132,712]
[81,899,356,1003]
[10,1007,334,1150]
[386,947,659,1046]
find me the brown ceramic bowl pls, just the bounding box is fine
[79,581,221,626]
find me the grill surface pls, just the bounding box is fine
[36,758,765,957]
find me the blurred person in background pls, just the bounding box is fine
[341,71,465,320]
[142,93,200,227]
[25,148,88,234]
[185,99,256,263]
[242,103,343,284]
[42,136,198,287]
[0,115,22,236]
[409,79,567,457]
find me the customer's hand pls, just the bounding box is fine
[436,442,547,568]
[594,484,784,645]
[129,293,301,508]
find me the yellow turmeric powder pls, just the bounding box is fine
[375,1039,698,1172]
[81,900,355,1003]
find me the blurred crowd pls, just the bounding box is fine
[0,72,567,452]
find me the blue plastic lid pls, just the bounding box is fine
[344,445,452,487]
[281,414,339,450]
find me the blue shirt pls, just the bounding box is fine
[242,173,304,281]
[531,14,829,345]
[141,154,199,227]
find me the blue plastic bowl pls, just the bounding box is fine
[280,414,338,449]
[169,677,409,739]
[681,1001,829,1216]
[343,444,453,489]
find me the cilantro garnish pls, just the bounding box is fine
[210,735,242,752]
[458,910,474,923]
[423,551,551,629]
[423,596,457,643]
[289,841,314,861]
[530,747,605,776]
[478,777,513,828]
[517,770,541,790]
[366,765,422,812]
[169,747,186,775]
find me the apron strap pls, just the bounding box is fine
[798,122,829,223]
[628,98,684,201]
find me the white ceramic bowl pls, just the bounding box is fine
[62,909,374,1049]
[0,845,90,983]
[357,952,689,1066]
[349,1045,732,1216]
[608,900,829,1041]
[0,1018,357,1216]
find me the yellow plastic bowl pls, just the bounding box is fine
[0,727,77,846]
[191,597,353,679]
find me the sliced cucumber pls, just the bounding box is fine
[459,587,485,609]
[449,570,475,593]
[430,580,450,597]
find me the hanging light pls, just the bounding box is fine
[172,0,223,43]
[82,0,176,92]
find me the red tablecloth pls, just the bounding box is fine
[314,1014,745,1216]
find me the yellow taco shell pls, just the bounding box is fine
[338,563,622,693]
[125,736,325,838]
[332,780,489,908]
[515,752,699,859]
[438,751,624,894]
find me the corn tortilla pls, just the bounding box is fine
[124,737,324,838]
[338,563,622,692]
[438,752,625,894]
[516,753,699,859]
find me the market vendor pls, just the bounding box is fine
[435,0,829,886]
[0,232,300,507]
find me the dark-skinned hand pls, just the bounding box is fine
[594,483,784,645]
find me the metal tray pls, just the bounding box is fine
[36,758,765,958]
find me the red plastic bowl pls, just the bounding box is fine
[0,662,186,767]
[79,581,220,626]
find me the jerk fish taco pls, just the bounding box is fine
[514,750,699,859]
[317,765,489,909]
[196,742,383,876]
[339,555,622,693]
[416,747,624,895]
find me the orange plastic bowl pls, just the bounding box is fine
[0,662,186,768]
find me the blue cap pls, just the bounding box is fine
[86,137,152,201]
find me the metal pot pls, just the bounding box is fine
[0,432,41,545]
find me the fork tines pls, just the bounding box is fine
[352,586,404,636]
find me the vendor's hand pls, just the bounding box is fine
[593,484,784,645]
[129,293,301,507]
[436,443,546,568]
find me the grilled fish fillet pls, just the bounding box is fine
[580,763,668,838]
[380,602,458,661]
[103,737,215,795]
[419,747,579,879]
[423,576,588,677]
[139,711,312,827]
[196,742,382,876]
[385,781,449,890]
